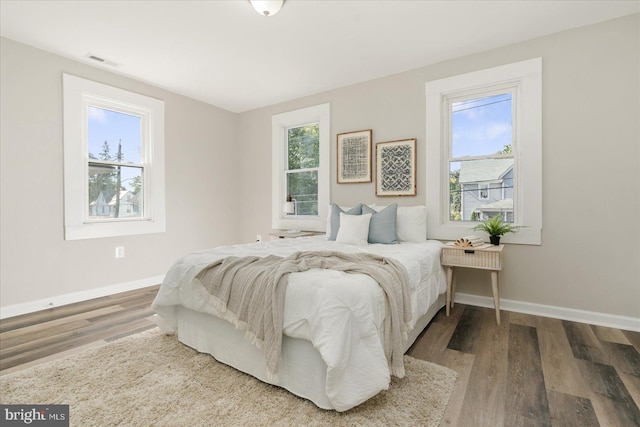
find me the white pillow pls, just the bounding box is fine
[397,206,427,242]
[325,204,355,236]
[335,213,372,245]
[372,205,427,242]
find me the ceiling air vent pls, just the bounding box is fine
[84,53,120,68]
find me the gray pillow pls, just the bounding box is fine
[362,204,398,244]
[328,204,362,240]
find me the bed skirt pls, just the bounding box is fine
[169,293,446,411]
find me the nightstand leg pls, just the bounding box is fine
[491,270,500,325]
[451,272,457,308]
[446,266,453,316]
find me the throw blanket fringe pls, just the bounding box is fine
[194,251,412,382]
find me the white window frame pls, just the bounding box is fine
[425,58,542,245]
[478,183,490,200]
[272,103,330,232]
[63,74,165,240]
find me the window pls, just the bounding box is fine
[450,91,515,222]
[286,124,320,216]
[425,58,542,245]
[88,107,143,220]
[63,74,165,240]
[272,104,330,232]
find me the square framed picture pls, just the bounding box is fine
[337,129,372,183]
[376,138,416,196]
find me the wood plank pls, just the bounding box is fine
[546,390,599,427]
[618,370,640,411]
[508,311,538,328]
[624,330,640,353]
[115,292,158,309]
[577,359,640,427]
[562,320,610,364]
[0,306,154,366]
[601,342,640,377]
[537,317,590,399]
[0,317,155,371]
[86,300,153,324]
[436,349,475,427]
[407,322,453,362]
[433,298,465,328]
[447,305,486,354]
[602,341,640,410]
[0,340,110,376]
[1,303,154,356]
[105,322,156,343]
[0,318,93,349]
[591,325,632,345]
[504,323,551,426]
[0,305,123,343]
[457,309,510,426]
[0,285,160,333]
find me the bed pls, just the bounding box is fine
[152,204,447,411]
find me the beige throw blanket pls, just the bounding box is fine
[194,251,412,382]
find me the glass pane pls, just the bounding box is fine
[88,164,143,219]
[288,124,319,170]
[88,106,141,164]
[286,170,318,216]
[451,93,512,158]
[450,158,514,222]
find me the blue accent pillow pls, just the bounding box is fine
[328,204,362,240]
[362,204,398,244]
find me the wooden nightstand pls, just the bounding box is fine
[268,230,323,240]
[441,243,505,324]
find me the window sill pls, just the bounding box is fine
[65,218,165,240]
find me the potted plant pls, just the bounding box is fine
[472,215,522,245]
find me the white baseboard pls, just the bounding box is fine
[455,292,640,332]
[0,275,165,320]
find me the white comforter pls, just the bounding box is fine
[152,236,446,411]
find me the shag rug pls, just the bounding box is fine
[1,329,457,426]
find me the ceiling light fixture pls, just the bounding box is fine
[249,0,283,17]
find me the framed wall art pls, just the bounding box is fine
[337,129,372,183]
[376,138,416,196]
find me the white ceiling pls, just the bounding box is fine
[1,1,638,113]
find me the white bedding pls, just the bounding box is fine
[152,235,446,411]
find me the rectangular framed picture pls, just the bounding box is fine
[337,129,372,183]
[376,138,417,196]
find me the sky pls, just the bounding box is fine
[87,106,142,192]
[451,93,512,159]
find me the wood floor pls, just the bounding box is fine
[0,286,159,374]
[1,286,639,426]
[408,303,640,426]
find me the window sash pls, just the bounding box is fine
[285,169,319,216]
[444,86,518,224]
[83,99,150,223]
[284,128,320,217]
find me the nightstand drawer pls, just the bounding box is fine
[442,247,502,270]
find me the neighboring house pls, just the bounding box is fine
[89,191,111,217]
[458,158,514,222]
[90,190,141,218]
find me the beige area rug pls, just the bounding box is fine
[1,329,457,426]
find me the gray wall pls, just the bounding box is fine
[237,15,640,318]
[1,37,241,307]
